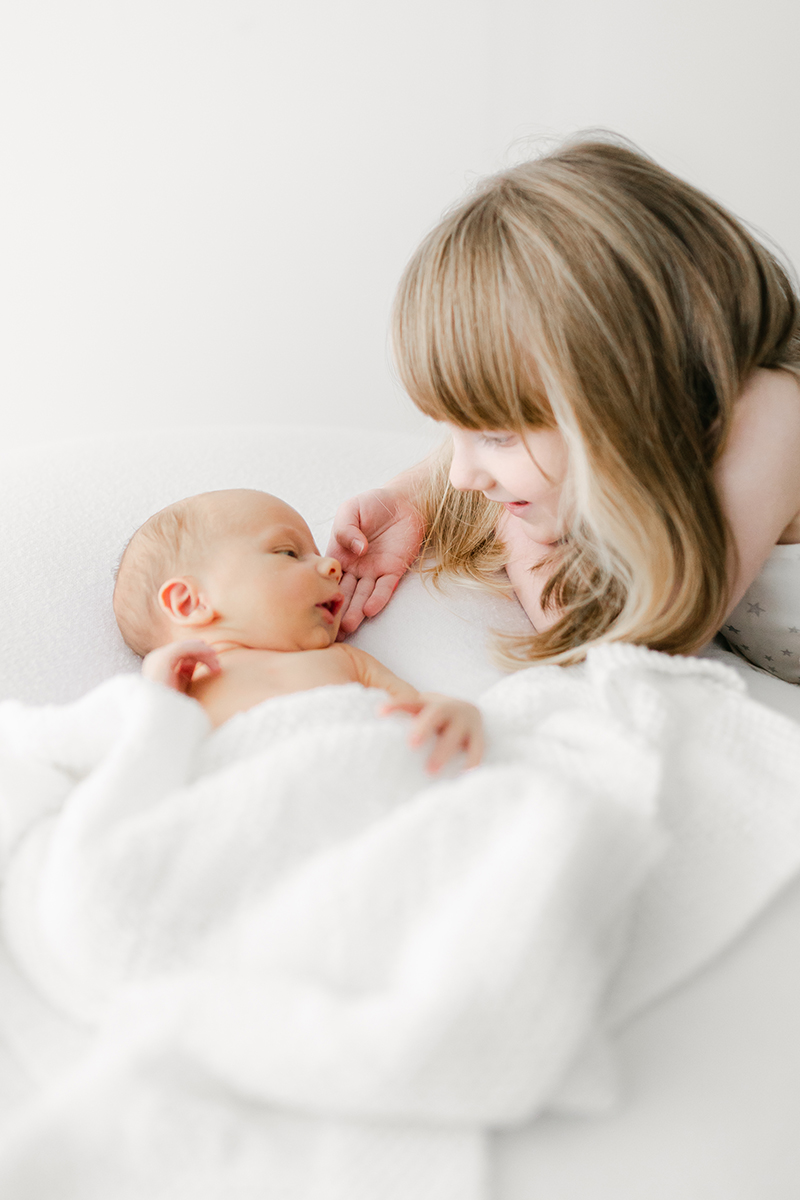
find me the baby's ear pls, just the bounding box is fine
[158,577,215,628]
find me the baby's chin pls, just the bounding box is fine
[300,623,340,650]
[245,623,339,652]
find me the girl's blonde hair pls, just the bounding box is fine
[392,135,800,667]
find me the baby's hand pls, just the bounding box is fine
[382,692,484,774]
[141,640,221,694]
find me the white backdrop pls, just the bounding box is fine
[1,0,798,447]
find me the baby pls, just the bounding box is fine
[113,488,483,773]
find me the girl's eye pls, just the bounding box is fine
[480,433,515,448]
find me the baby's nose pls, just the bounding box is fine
[317,555,342,583]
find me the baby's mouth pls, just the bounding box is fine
[318,594,344,618]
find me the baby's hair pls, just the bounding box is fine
[393,133,800,667]
[113,498,202,657]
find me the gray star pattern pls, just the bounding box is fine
[747,602,765,617]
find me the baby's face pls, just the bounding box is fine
[203,493,344,651]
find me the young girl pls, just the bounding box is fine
[328,135,800,681]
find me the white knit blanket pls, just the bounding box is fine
[0,644,799,1199]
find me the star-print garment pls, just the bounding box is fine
[722,543,800,683]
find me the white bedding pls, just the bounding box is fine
[2,643,800,1197]
[1,424,800,1198]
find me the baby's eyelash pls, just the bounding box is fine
[273,547,299,557]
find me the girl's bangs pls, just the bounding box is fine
[394,221,551,432]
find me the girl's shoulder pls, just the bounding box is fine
[715,368,800,609]
[728,366,800,438]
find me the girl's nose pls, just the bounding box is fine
[449,443,492,493]
[317,555,342,583]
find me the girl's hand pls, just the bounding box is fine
[382,693,484,774]
[326,489,425,637]
[142,640,221,694]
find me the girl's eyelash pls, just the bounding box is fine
[480,433,514,447]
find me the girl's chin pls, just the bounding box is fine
[512,514,563,543]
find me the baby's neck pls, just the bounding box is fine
[187,642,356,729]
[209,642,324,660]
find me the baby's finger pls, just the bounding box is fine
[380,699,423,716]
[362,573,401,618]
[425,723,465,774]
[171,646,220,689]
[463,726,484,769]
[408,704,447,748]
[179,641,220,669]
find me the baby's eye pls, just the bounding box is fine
[274,548,299,558]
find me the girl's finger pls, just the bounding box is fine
[339,576,376,634]
[326,522,366,562]
[334,573,357,640]
[336,570,358,612]
[362,574,401,618]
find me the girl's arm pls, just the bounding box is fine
[714,368,800,612]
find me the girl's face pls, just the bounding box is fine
[447,426,568,545]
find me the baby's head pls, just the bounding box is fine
[114,489,344,656]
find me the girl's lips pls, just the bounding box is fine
[502,500,531,514]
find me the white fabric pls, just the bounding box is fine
[723,542,800,683]
[0,645,799,1197]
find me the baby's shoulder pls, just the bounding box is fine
[332,641,372,675]
[316,642,362,679]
